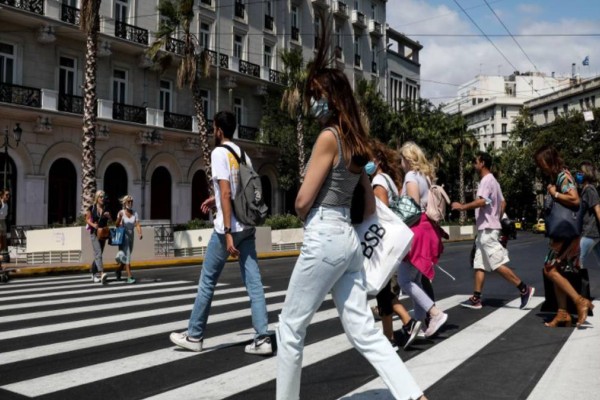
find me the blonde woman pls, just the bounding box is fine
[85,190,112,284]
[114,195,142,284]
[398,142,447,337]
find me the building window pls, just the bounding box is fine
[115,0,129,23]
[502,140,508,148]
[335,24,343,58]
[112,68,127,104]
[199,89,210,118]
[234,97,243,125]
[0,42,16,84]
[543,109,548,124]
[159,80,172,112]
[390,73,402,112]
[501,123,507,134]
[263,44,272,68]
[354,34,361,59]
[501,106,507,118]
[553,107,558,118]
[354,0,361,12]
[233,34,244,59]
[199,22,210,50]
[563,103,568,114]
[371,2,376,19]
[592,96,596,108]
[291,6,298,28]
[59,56,77,95]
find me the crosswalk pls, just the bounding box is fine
[1,274,598,400]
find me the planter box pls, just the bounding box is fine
[271,228,304,251]
[173,227,272,256]
[440,225,476,241]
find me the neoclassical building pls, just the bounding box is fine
[0,0,399,227]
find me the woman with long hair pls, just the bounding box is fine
[85,190,111,284]
[398,142,447,337]
[534,146,594,327]
[276,11,426,400]
[114,195,142,284]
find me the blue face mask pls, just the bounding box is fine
[365,161,377,176]
[310,97,330,119]
[575,171,585,185]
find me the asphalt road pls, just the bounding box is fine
[0,232,599,400]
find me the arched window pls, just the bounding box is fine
[151,166,171,221]
[48,158,76,225]
[104,163,128,220]
[191,169,210,220]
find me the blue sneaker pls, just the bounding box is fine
[520,286,535,309]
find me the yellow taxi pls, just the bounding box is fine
[514,220,522,230]
[532,218,546,234]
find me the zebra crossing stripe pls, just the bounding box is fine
[0,275,89,286]
[526,300,600,400]
[340,296,545,398]
[0,295,338,397]
[143,295,467,400]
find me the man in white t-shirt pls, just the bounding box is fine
[169,111,272,355]
[451,152,534,310]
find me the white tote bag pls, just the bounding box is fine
[355,197,414,295]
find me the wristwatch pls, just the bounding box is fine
[224,227,232,234]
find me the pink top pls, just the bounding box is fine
[475,173,503,231]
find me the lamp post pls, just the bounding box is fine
[3,123,22,190]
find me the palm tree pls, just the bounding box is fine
[80,0,101,214]
[280,48,308,181]
[148,0,212,186]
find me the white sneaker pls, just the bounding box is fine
[169,331,203,352]
[92,274,101,283]
[245,336,273,355]
[424,312,448,338]
[100,272,108,285]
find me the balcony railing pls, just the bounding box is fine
[351,10,366,28]
[264,15,274,31]
[115,20,149,45]
[291,26,300,41]
[0,0,43,15]
[234,2,245,19]
[333,1,348,18]
[354,54,361,68]
[238,125,259,141]
[166,37,185,56]
[0,82,41,108]
[239,60,260,78]
[369,20,383,36]
[60,4,80,25]
[269,69,286,85]
[164,111,192,131]
[205,49,229,69]
[58,93,84,114]
[113,102,146,124]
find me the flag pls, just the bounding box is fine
[582,56,590,66]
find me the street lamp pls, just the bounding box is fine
[3,123,22,190]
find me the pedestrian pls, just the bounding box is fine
[0,189,9,262]
[577,161,600,269]
[276,13,427,400]
[169,110,272,355]
[85,190,111,284]
[366,140,423,350]
[114,195,142,284]
[534,146,593,327]
[398,141,448,338]
[452,152,535,310]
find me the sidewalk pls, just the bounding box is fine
[1,250,302,278]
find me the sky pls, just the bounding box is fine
[387,0,600,105]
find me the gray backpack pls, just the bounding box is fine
[222,145,268,226]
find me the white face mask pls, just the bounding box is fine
[310,97,330,119]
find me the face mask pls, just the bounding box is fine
[365,161,377,176]
[310,97,330,119]
[575,171,585,185]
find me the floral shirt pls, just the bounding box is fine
[556,170,576,194]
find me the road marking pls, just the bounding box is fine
[0,275,89,286]
[526,300,600,400]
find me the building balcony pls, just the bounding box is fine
[264,15,274,31]
[238,125,259,141]
[0,82,41,108]
[368,20,383,37]
[204,49,229,69]
[333,1,349,19]
[351,10,366,29]
[354,54,361,68]
[115,20,149,45]
[60,3,80,25]
[291,26,300,42]
[234,2,245,19]
[58,93,84,115]
[164,111,193,131]
[0,0,43,15]
[239,60,260,78]
[166,37,185,56]
[113,102,147,124]
[268,69,286,85]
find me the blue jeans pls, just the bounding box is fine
[187,228,268,339]
[580,236,600,268]
[276,207,423,400]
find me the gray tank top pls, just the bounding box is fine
[311,127,361,208]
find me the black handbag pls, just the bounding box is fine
[543,194,583,239]
[540,267,593,316]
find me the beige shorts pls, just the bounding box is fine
[473,229,509,271]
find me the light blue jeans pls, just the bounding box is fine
[276,206,423,400]
[187,228,268,339]
[398,261,434,321]
[580,236,600,268]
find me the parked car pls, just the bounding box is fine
[532,218,546,234]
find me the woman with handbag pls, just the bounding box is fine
[114,195,142,284]
[276,11,427,400]
[534,145,594,327]
[367,140,423,350]
[577,161,600,269]
[397,142,447,338]
[85,190,112,284]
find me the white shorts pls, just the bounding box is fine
[473,229,509,272]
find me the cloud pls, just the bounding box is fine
[517,4,543,14]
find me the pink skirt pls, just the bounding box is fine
[404,213,444,280]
